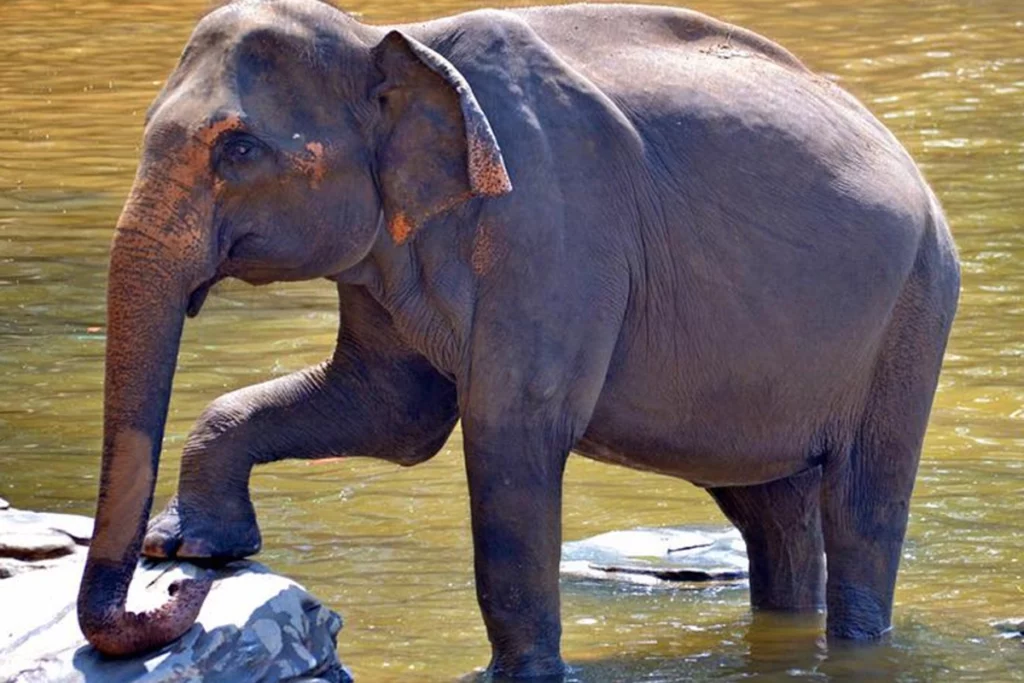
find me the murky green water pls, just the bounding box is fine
[1,0,1022,680]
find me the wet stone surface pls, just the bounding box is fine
[991,619,1024,640]
[0,507,91,574]
[0,505,351,683]
[560,526,749,588]
[1,508,95,544]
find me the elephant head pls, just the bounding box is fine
[77,0,511,656]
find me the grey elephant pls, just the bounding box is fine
[76,0,960,677]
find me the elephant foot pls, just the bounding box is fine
[488,655,568,681]
[143,494,261,561]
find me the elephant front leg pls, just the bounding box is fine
[464,419,571,679]
[144,284,459,560]
[143,364,330,559]
[144,356,458,560]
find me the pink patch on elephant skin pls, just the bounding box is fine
[292,141,327,188]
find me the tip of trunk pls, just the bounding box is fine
[79,573,213,657]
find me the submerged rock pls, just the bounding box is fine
[561,526,748,588]
[0,505,350,683]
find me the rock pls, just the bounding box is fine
[1,509,94,544]
[0,556,351,683]
[0,528,77,562]
[0,508,94,563]
[0,507,95,576]
[0,504,351,683]
[561,526,748,587]
[991,619,1023,640]
[0,546,88,580]
[0,497,9,510]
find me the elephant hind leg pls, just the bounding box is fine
[709,466,825,612]
[820,257,956,640]
[820,413,923,640]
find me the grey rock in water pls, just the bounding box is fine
[0,505,351,683]
[0,548,88,580]
[561,526,748,587]
[0,528,77,562]
[991,619,1023,640]
[0,508,94,577]
[1,508,95,544]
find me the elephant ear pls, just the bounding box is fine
[372,31,512,245]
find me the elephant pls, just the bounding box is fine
[76,0,960,677]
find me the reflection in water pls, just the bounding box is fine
[1,0,1022,680]
[465,612,986,682]
[740,612,827,677]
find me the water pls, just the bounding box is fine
[1,0,1021,680]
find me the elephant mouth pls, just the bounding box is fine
[186,274,224,318]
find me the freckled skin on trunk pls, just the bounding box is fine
[77,145,218,655]
[77,235,212,655]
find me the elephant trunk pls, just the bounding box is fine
[77,166,215,656]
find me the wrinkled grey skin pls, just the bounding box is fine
[77,0,960,677]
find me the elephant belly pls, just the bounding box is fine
[573,423,822,488]
[575,308,880,488]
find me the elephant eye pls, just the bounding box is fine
[219,134,265,166]
[229,140,252,157]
